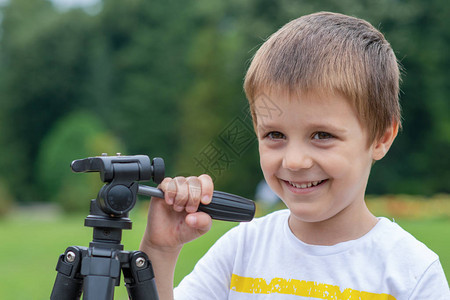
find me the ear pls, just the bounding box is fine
[372,122,399,161]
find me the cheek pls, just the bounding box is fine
[259,146,277,170]
[259,153,272,176]
[318,152,351,179]
[324,148,372,187]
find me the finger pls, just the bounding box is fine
[158,177,173,204]
[163,177,178,205]
[185,212,212,234]
[186,177,202,213]
[198,174,214,205]
[172,177,188,212]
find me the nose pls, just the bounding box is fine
[282,142,313,171]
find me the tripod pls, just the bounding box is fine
[50,154,255,300]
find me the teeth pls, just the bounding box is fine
[289,180,323,189]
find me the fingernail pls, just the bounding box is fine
[173,205,183,212]
[186,214,197,225]
[167,197,174,205]
[202,195,210,204]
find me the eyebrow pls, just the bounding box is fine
[306,122,349,135]
[257,120,348,133]
[256,123,278,133]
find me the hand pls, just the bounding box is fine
[141,175,214,253]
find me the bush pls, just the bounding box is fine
[36,110,126,212]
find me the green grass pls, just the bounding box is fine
[0,208,448,299]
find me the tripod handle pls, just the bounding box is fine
[137,185,255,222]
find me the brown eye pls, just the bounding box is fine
[313,132,333,140]
[267,131,285,140]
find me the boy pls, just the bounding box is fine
[140,12,450,299]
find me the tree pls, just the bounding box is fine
[0,0,95,201]
[88,0,199,174]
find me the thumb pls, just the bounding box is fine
[185,212,212,234]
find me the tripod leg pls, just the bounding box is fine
[82,275,116,300]
[80,248,121,300]
[123,251,159,300]
[50,246,84,300]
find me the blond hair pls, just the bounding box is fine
[244,12,401,143]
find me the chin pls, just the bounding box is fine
[287,206,326,223]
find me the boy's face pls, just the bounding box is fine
[256,90,382,228]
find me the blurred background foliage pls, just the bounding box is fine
[0,0,448,213]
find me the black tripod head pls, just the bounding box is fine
[71,154,164,218]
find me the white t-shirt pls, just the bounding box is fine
[174,209,449,299]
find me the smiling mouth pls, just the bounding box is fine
[287,179,326,189]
